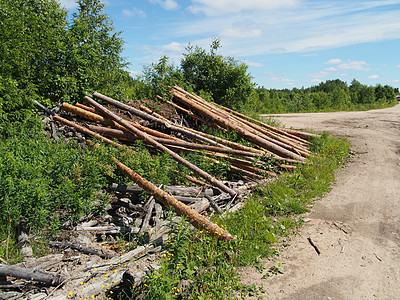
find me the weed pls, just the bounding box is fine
[132,132,350,299]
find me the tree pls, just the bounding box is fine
[0,0,68,103]
[67,0,128,100]
[180,39,255,109]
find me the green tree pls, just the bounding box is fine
[330,87,351,109]
[67,0,128,100]
[0,0,68,104]
[180,39,255,109]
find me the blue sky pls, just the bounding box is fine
[59,0,400,89]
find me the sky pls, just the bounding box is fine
[58,0,400,89]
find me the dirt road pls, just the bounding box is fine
[241,105,400,299]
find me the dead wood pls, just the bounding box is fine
[85,95,236,197]
[48,241,115,259]
[93,92,229,148]
[112,157,235,241]
[172,89,305,161]
[282,128,318,140]
[0,264,65,286]
[139,197,156,234]
[307,237,321,255]
[53,116,122,148]
[217,102,311,144]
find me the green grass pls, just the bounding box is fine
[130,132,350,300]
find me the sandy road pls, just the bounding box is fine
[241,105,400,299]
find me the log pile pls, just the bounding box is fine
[1,86,316,299]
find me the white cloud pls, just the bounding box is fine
[368,75,379,79]
[310,59,370,79]
[189,0,299,16]
[129,70,143,78]
[162,42,185,54]
[311,79,323,83]
[220,28,262,39]
[123,8,146,18]
[271,77,295,85]
[397,65,400,68]
[149,0,179,10]
[168,1,400,57]
[242,60,264,68]
[325,59,343,65]
[337,60,369,71]
[57,0,77,9]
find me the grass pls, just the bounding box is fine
[0,117,350,299]
[127,132,350,299]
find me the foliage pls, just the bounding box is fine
[67,0,130,101]
[0,122,114,260]
[250,79,398,114]
[180,38,255,109]
[0,0,69,103]
[0,0,131,111]
[133,133,350,299]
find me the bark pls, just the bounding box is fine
[282,128,318,140]
[64,103,177,141]
[215,101,311,144]
[93,92,228,149]
[48,241,115,259]
[112,158,235,241]
[172,90,305,161]
[0,264,65,286]
[85,95,236,197]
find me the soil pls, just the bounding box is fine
[240,104,400,299]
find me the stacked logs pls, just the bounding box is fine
[170,86,312,161]
[52,87,315,239]
[56,86,315,184]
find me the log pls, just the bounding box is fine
[87,125,251,161]
[112,158,235,241]
[172,89,305,161]
[215,100,311,144]
[171,87,311,156]
[63,103,178,141]
[53,116,122,148]
[139,104,169,122]
[282,128,318,140]
[156,137,261,158]
[0,264,65,286]
[93,92,229,149]
[177,88,311,157]
[139,197,156,234]
[84,95,236,197]
[110,183,210,197]
[48,241,115,259]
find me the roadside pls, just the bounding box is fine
[240,105,400,299]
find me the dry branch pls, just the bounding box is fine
[112,158,235,241]
[0,264,65,286]
[85,95,236,197]
[171,89,305,161]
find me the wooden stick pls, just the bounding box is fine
[172,89,305,161]
[48,241,115,259]
[86,95,236,197]
[307,237,321,255]
[112,158,235,241]
[0,264,65,286]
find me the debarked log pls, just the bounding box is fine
[84,95,236,197]
[112,158,235,241]
[92,92,229,149]
[172,90,305,161]
[0,264,65,286]
[48,241,116,259]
